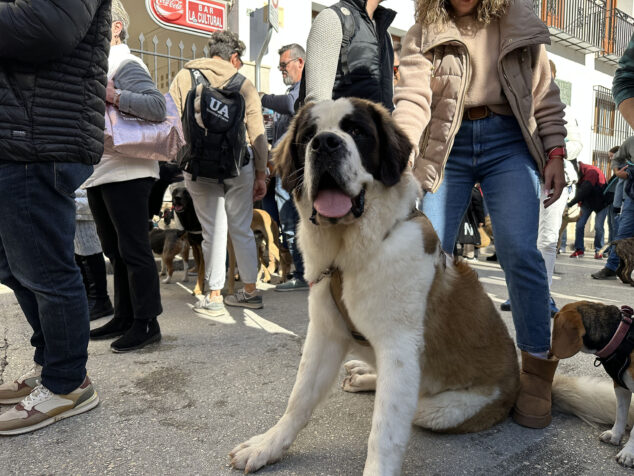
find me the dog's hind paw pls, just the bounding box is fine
[601,429,624,446]
[616,448,634,467]
[344,360,375,376]
[342,373,377,393]
[229,433,284,473]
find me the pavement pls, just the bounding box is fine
[0,247,633,475]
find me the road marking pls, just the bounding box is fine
[242,310,297,337]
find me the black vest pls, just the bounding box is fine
[331,0,396,112]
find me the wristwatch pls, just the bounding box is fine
[114,88,122,106]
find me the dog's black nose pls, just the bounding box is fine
[311,132,344,154]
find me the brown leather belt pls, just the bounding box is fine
[463,105,492,121]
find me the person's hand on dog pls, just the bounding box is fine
[253,171,267,201]
[543,156,566,208]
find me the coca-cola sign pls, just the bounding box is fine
[146,0,226,37]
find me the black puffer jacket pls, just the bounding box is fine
[0,0,111,164]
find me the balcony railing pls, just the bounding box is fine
[533,0,634,64]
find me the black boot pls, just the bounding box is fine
[486,253,498,262]
[82,253,114,320]
[90,316,132,340]
[110,319,161,353]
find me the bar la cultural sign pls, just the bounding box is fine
[146,0,226,37]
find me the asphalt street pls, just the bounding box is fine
[0,246,633,475]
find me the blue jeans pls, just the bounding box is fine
[422,114,550,353]
[574,205,608,252]
[0,161,93,394]
[607,194,634,271]
[274,178,305,279]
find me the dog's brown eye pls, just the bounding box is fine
[299,126,316,144]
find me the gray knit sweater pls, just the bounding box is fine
[305,8,343,104]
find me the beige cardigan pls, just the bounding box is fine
[169,58,268,173]
[392,0,566,192]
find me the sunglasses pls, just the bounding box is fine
[278,58,299,71]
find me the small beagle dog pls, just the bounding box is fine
[552,301,634,467]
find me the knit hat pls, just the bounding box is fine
[111,0,130,31]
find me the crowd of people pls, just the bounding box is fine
[0,0,633,442]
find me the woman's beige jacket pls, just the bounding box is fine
[392,0,566,192]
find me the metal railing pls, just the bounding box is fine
[532,0,634,64]
[591,85,633,175]
[129,33,209,92]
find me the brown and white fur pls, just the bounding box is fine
[229,98,519,475]
[552,301,634,467]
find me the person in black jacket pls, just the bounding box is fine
[305,0,396,111]
[0,0,110,436]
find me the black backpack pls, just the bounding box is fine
[178,69,248,181]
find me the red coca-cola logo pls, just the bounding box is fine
[153,0,184,21]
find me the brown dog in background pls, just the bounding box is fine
[226,209,291,294]
[149,228,190,284]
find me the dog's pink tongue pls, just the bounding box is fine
[314,189,353,218]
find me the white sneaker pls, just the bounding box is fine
[194,294,227,316]
[0,364,42,404]
[0,376,99,436]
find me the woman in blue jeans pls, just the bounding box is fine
[393,0,567,428]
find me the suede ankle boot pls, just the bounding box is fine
[512,351,559,428]
[90,316,132,340]
[110,319,161,353]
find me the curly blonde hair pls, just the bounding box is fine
[415,0,510,26]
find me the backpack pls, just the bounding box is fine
[294,2,356,112]
[178,69,248,181]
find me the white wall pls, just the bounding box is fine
[547,44,617,163]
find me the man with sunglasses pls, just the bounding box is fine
[260,44,309,291]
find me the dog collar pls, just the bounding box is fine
[595,306,634,359]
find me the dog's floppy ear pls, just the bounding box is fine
[551,305,586,359]
[274,103,313,193]
[367,100,413,187]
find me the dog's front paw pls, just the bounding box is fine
[616,447,634,467]
[162,276,172,284]
[601,430,624,446]
[229,433,284,473]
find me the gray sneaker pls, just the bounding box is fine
[224,288,263,309]
[194,294,227,316]
[275,278,309,292]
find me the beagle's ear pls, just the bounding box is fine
[551,307,586,359]
[367,100,413,187]
[274,103,313,193]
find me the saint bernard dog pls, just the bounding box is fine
[229,98,521,475]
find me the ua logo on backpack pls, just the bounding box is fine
[208,97,230,121]
[178,69,248,181]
